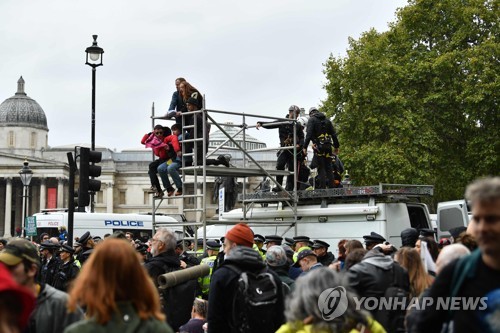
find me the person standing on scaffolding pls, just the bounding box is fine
[303,107,340,189]
[256,105,304,192]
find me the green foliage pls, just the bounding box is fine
[322,0,499,207]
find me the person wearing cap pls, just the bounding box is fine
[254,234,266,255]
[363,231,386,251]
[198,240,221,299]
[76,231,95,265]
[293,236,310,251]
[264,235,283,249]
[0,239,84,332]
[302,106,340,189]
[293,248,323,274]
[175,240,200,268]
[419,228,437,241]
[207,223,285,333]
[266,245,295,291]
[52,244,79,292]
[256,105,305,192]
[312,240,335,266]
[0,263,36,332]
[39,240,62,287]
[448,226,467,243]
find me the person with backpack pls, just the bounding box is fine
[207,223,285,333]
[413,177,500,333]
[145,228,197,332]
[346,243,410,332]
[256,105,305,192]
[303,107,340,189]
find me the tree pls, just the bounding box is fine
[322,0,499,206]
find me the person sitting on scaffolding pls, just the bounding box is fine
[256,105,304,192]
[157,123,183,197]
[185,97,230,167]
[141,124,169,198]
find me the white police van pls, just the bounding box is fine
[199,184,434,251]
[31,211,180,242]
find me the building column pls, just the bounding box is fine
[106,182,114,213]
[57,178,64,208]
[3,178,12,238]
[39,178,46,211]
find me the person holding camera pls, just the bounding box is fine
[256,105,304,192]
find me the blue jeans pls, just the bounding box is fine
[158,159,182,191]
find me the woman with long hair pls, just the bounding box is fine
[64,238,173,333]
[395,247,433,298]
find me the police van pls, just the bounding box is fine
[199,184,434,252]
[31,211,181,242]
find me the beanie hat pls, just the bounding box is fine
[225,223,254,247]
[266,245,287,267]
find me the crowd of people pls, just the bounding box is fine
[0,179,498,332]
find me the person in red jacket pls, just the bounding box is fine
[141,125,168,198]
[158,124,183,196]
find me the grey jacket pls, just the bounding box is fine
[63,302,173,333]
[27,284,84,333]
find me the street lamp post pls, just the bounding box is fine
[85,35,104,212]
[19,160,33,237]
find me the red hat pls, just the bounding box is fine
[0,263,36,329]
[225,223,254,247]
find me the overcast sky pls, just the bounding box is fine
[0,0,406,152]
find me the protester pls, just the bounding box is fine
[276,268,386,333]
[207,223,285,333]
[266,245,294,290]
[346,243,409,332]
[293,249,323,275]
[157,123,183,196]
[414,177,500,332]
[401,227,419,247]
[144,228,196,331]
[154,77,187,131]
[179,298,208,333]
[0,263,36,333]
[65,238,173,333]
[343,248,367,271]
[434,243,470,275]
[0,239,84,332]
[395,247,433,298]
[175,240,200,268]
[141,124,169,198]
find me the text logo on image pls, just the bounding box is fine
[318,286,348,321]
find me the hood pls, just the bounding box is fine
[401,228,419,247]
[313,112,326,120]
[362,250,393,271]
[224,246,266,271]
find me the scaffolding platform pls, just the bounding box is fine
[238,184,434,202]
[180,166,291,178]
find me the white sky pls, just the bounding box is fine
[0,0,406,152]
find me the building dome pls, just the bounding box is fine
[209,122,266,150]
[0,77,48,130]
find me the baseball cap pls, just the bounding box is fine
[0,239,40,266]
[292,249,317,267]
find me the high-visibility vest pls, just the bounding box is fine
[198,255,217,298]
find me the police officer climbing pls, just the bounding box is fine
[303,107,340,189]
[256,105,304,192]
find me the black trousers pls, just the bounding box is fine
[316,154,334,189]
[148,159,166,192]
[276,150,303,191]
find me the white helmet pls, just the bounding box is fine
[297,116,308,127]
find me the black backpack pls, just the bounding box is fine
[376,264,409,333]
[316,118,333,154]
[226,264,283,333]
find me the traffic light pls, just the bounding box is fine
[78,147,102,210]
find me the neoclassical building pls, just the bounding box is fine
[0,77,274,237]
